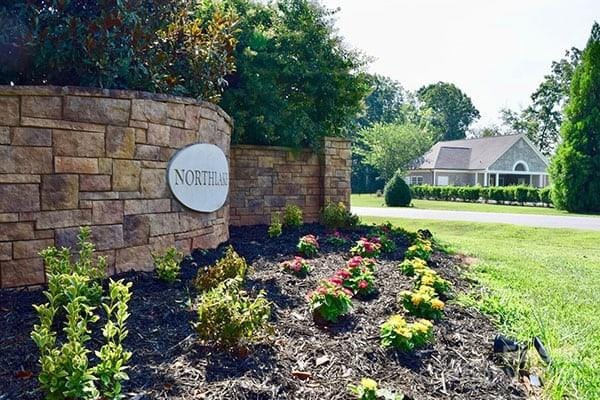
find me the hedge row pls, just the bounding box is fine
[411,184,553,206]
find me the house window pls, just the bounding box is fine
[514,161,528,171]
[437,176,449,186]
[410,176,423,185]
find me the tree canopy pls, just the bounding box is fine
[550,22,600,212]
[416,82,480,141]
[220,0,370,149]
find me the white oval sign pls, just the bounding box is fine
[167,143,229,212]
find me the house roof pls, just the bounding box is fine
[413,134,525,171]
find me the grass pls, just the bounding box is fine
[351,194,597,217]
[361,215,600,400]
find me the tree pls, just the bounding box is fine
[416,82,480,141]
[550,23,600,212]
[356,122,434,182]
[500,48,581,156]
[470,124,503,138]
[220,0,370,149]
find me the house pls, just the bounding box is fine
[406,134,550,187]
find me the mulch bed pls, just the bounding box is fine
[0,224,526,400]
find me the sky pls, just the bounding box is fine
[320,0,600,128]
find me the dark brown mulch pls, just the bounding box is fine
[0,224,525,400]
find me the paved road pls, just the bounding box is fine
[352,206,600,231]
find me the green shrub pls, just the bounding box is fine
[379,315,433,351]
[195,246,247,292]
[297,234,319,258]
[539,186,553,206]
[321,201,359,229]
[194,277,271,347]
[489,186,507,204]
[348,378,404,400]
[404,239,433,261]
[398,257,428,277]
[268,212,283,238]
[399,285,445,320]
[514,185,529,205]
[480,186,492,203]
[0,1,238,101]
[283,204,303,228]
[384,172,411,207]
[152,246,182,283]
[31,227,132,400]
[307,280,353,322]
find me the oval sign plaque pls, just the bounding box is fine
[167,143,229,212]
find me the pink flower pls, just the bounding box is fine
[336,269,351,279]
[317,286,328,295]
[329,277,343,286]
[342,288,354,297]
[371,237,381,244]
[347,256,363,268]
[358,280,369,289]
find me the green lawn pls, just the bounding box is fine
[361,215,600,400]
[351,193,595,217]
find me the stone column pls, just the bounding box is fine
[321,137,351,209]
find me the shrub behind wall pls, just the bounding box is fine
[411,184,553,207]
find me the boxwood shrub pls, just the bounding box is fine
[410,184,553,206]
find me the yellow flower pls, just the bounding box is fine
[421,275,435,286]
[361,378,378,391]
[431,298,445,310]
[388,314,406,327]
[394,327,412,338]
[411,293,424,306]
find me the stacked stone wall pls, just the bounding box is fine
[0,86,232,288]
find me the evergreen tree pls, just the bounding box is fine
[550,22,600,212]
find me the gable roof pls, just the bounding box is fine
[413,134,527,170]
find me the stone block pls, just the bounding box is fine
[184,105,201,130]
[124,199,171,215]
[131,100,168,124]
[1,257,45,287]
[0,175,41,184]
[115,245,153,273]
[98,158,113,174]
[148,213,179,236]
[140,169,167,198]
[167,103,186,121]
[0,223,34,241]
[0,213,19,222]
[35,229,54,239]
[0,126,10,144]
[170,128,196,148]
[0,184,40,212]
[56,224,124,251]
[147,123,170,146]
[0,146,53,174]
[0,242,12,261]
[80,192,119,200]
[198,118,217,140]
[13,239,54,259]
[106,126,136,158]
[134,144,161,160]
[179,212,210,232]
[123,214,150,246]
[149,234,175,254]
[159,147,175,161]
[135,128,147,143]
[79,175,111,192]
[175,238,191,254]
[112,160,141,191]
[20,116,106,132]
[64,96,130,126]
[21,96,62,119]
[55,157,99,174]
[0,97,19,125]
[92,200,123,225]
[36,209,91,229]
[41,175,79,210]
[53,130,105,157]
[192,231,224,249]
[11,128,52,147]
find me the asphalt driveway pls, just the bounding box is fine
[352,206,600,231]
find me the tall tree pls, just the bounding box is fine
[500,48,581,156]
[416,82,480,141]
[220,0,370,149]
[550,22,600,212]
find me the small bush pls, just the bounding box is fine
[384,172,412,207]
[346,256,377,271]
[152,246,183,283]
[399,286,445,320]
[325,231,349,247]
[415,269,451,296]
[350,237,382,258]
[307,280,353,322]
[404,239,433,261]
[398,257,428,277]
[31,227,132,400]
[380,315,433,351]
[268,212,283,238]
[297,234,319,258]
[334,263,376,297]
[194,277,271,347]
[539,186,553,206]
[321,201,359,229]
[280,256,311,277]
[283,204,303,228]
[195,246,247,292]
[348,377,404,400]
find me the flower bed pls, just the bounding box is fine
[0,224,525,400]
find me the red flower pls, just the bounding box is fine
[358,280,369,289]
[336,269,351,279]
[329,277,343,286]
[347,256,362,268]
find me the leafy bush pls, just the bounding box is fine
[325,231,349,247]
[346,256,377,271]
[280,256,311,277]
[268,212,283,238]
[321,201,359,229]
[283,204,303,228]
[371,234,396,253]
[398,257,428,277]
[194,277,271,347]
[404,239,433,261]
[307,280,353,322]
[334,263,376,297]
[539,186,553,206]
[379,315,433,351]
[31,227,132,400]
[0,1,238,101]
[384,172,412,207]
[410,184,552,206]
[348,377,404,400]
[297,234,319,258]
[399,286,445,320]
[350,237,382,258]
[489,186,507,204]
[415,269,451,296]
[195,246,247,292]
[152,246,182,283]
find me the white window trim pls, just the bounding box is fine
[409,175,424,185]
[512,160,529,172]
